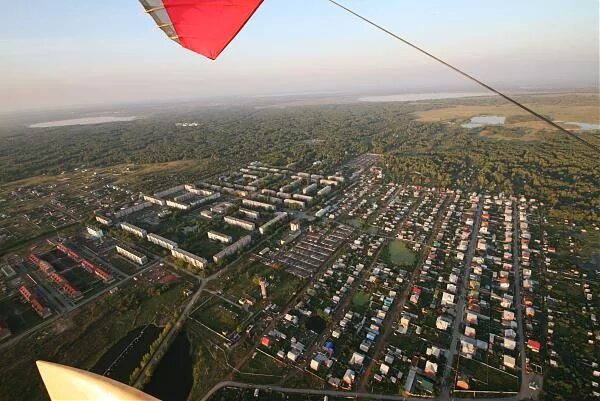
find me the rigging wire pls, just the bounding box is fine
[327,0,600,154]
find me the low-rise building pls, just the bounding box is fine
[95,215,112,226]
[171,248,208,268]
[114,201,152,218]
[239,208,260,219]
[317,185,332,196]
[320,178,340,186]
[292,194,313,203]
[284,198,305,209]
[213,235,252,263]
[211,202,235,214]
[242,199,275,211]
[120,222,147,238]
[143,194,166,206]
[147,233,178,250]
[86,226,104,238]
[302,183,317,194]
[207,230,232,244]
[166,200,190,210]
[116,245,147,265]
[154,184,186,198]
[224,216,255,231]
[258,212,288,235]
[436,315,452,331]
[200,210,214,219]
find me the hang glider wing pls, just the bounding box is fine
[140,0,264,59]
[36,361,160,401]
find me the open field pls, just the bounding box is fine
[457,356,520,393]
[0,296,43,334]
[579,230,600,264]
[191,297,248,336]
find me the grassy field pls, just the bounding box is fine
[185,322,233,401]
[241,349,288,378]
[457,356,520,392]
[217,260,304,308]
[0,296,44,334]
[352,291,370,308]
[579,230,600,265]
[192,297,247,335]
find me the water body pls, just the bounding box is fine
[359,92,488,103]
[305,315,327,334]
[29,116,137,128]
[91,324,161,383]
[144,332,193,401]
[567,122,600,130]
[461,115,506,128]
[388,240,416,265]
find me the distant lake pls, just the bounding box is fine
[29,116,137,128]
[462,115,505,128]
[567,122,600,130]
[359,92,488,102]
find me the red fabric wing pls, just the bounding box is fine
[163,0,263,59]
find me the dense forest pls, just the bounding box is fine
[1,98,598,221]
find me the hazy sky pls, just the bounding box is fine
[1,0,598,113]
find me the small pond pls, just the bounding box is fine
[567,122,600,130]
[388,240,416,265]
[462,115,506,128]
[305,315,327,334]
[143,332,193,401]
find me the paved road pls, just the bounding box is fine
[512,202,541,400]
[440,198,483,397]
[199,380,521,401]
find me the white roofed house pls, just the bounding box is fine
[503,354,516,369]
[424,360,438,377]
[503,337,517,350]
[466,312,478,325]
[343,369,356,385]
[287,349,300,362]
[460,337,477,357]
[441,291,455,306]
[436,315,452,331]
[349,352,365,366]
[502,310,515,321]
